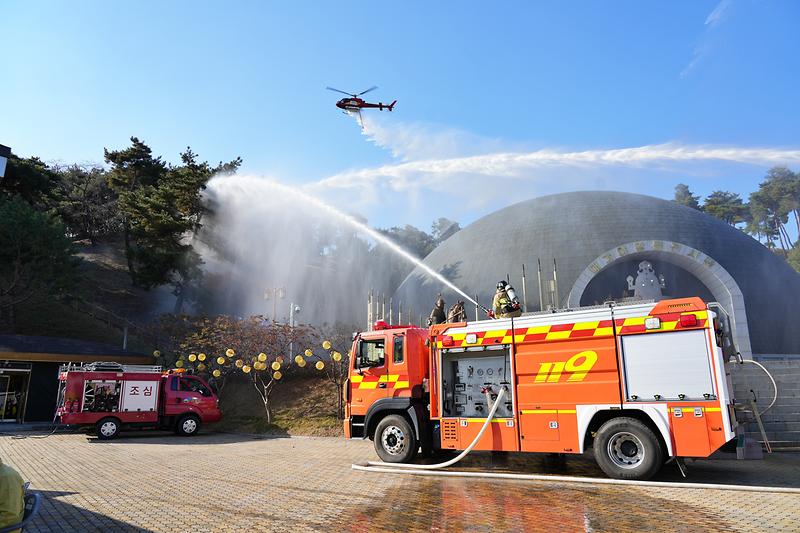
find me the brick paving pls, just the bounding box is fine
[1,431,799,532]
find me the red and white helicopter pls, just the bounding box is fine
[326,86,396,127]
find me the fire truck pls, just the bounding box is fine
[56,363,222,440]
[344,297,740,480]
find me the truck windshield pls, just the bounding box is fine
[359,339,385,368]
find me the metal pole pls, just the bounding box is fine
[389,297,393,325]
[475,294,479,321]
[122,326,128,350]
[537,258,544,311]
[382,294,386,321]
[399,301,403,324]
[289,302,294,358]
[553,258,559,309]
[521,263,528,313]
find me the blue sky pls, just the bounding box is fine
[3,1,799,229]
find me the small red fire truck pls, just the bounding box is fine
[57,363,222,440]
[344,297,741,480]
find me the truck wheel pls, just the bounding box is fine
[96,417,121,440]
[594,417,664,480]
[374,414,417,463]
[176,414,201,436]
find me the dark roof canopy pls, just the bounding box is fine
[0,335,150,363]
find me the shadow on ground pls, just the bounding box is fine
[414,449,800,489]
[27,490,151,533]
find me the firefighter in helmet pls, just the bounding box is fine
[492,281,521,318]
[428,296,446,326]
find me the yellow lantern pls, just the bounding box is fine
[258,353,267,362]
[322,340,332,350]
[198,353,206,361]
[235,359,244,368]
[242,365,251,373]
[315,361,325,370]
[226,348,235,357]
[332,351,342,362]
[273,371,282,380]
[175,360,184,368]
[297,359,306,368]
[304,349,313,357]
[271,361,280,371]
[197,363,206,371]
[294,355,303,364]
[188,354,197,362]
[153,350,161,358]
[212,369,221,378]
[217,356,226,365]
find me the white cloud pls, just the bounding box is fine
[311,143,800,193]
[705,0,731,27]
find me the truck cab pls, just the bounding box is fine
[344,322,430,459]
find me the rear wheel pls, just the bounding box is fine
[176,414,201,436]
[374,414,417,463]
[96,417,121,440]
[593,417,664,480]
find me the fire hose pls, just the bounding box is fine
[361,386,507,471]
[739,358,777,417]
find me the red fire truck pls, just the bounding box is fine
[344,297,740,480]
[57,363,222,440]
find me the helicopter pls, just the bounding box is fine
[326,86,396,127]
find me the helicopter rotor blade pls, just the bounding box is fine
[357,86,378,96]
[326,86,356,97]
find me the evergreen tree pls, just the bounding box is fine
[0,196,76,327]
[702,191,748,226]
[54,164,121,243]
[0,153,60,208]
[673,183,701,210]
[747,167,797,255]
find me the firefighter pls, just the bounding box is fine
[492,281,521,318]
[447,300,467,322]
[428,296,446,326]
[0,455,24,532]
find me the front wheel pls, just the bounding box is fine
[176,414,201,436]
[374,414,417,463]
[96,417,121,440]
[593,417,664,480]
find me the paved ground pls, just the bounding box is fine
[1,430,799,532]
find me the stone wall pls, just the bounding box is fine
[732,358,800,448]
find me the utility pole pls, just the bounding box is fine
[289,303,301,359]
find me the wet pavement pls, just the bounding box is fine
[1,431,798,532]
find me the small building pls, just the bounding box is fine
[0,335,151,423]
[0,143,9,178]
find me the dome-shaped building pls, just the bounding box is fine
[394,191,800,358]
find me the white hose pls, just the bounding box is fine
[351,463,800,494]
[366,387,507,470]
[741,359,778,417]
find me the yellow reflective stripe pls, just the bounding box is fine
[545,330,571,340]
[451,333,467,341]
[526,326,551,335]
[463,418,513,423]
[484,329,507,338]
[705,407,721,412]
[378,375,400,383]
[394,381,409,389]
[350,375,363,383]
[500,336,513,344]
[677,407,721,413]
[593,327,613,336]
[359,382,378,389]
[572,321,599,331]
[520,409,576,414]
[661,321,678,330]
[623,317,645,326]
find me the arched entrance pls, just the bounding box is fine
[567,240,752,358]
